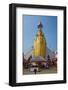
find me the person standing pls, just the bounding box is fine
[34,69,37,74]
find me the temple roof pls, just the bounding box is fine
[31,56,46,62]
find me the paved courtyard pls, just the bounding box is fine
[23,66,57,75]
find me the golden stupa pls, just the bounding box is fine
[32,21,46,58]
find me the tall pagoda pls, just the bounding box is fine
[32,21,46,58]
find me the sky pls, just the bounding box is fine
[23,15,57,54]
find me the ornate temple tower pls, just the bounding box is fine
[33,21,46,58]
